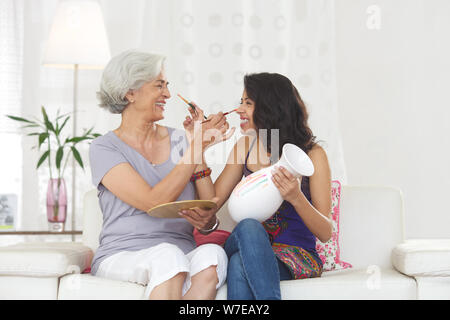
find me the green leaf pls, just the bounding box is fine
[6,115,35,124]
[41,106,55,132]
[55,111,71,122]
[84,127,93,136]
[26,132,40,136]
[37,151,50,169]
[67,136,90,144]
[20,124,40,129]
[38,132,49,149]
[55,146,64,169]
[57,116,70,135]
[71,146,84,169]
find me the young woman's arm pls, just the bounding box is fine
[271,145,333,243]
[213,136,248,209]
[179,137,246,231]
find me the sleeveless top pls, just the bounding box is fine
[243,138,323,274]
[89,127,196,275]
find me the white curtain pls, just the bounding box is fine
[13,0,346,231]
[0,0,24,229]
[99,0,347,182]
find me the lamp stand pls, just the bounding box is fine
[71,64,78,241]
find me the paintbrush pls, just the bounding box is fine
[201,109,238,124]
[177,93,208,120]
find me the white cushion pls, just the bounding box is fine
[0,242,93,277]
[58,274,146,300]
[82,190,103,252]
[60,268,416,300]
[0,276,59,300]
[415,276,450,300]
[339,186,405,269]
[216,268,416,300]
[392,239,450,276]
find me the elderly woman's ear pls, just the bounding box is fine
[125,91,135,104]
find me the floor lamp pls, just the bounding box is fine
[43,0,110,239]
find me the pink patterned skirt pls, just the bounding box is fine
[272,243,323,280]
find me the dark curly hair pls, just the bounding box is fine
[244,73,316,160]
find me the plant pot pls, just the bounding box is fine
[228,143,315,223]
[46,178,67,232]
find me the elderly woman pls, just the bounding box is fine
[89,50,233,300]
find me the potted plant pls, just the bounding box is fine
[7,106,100,232]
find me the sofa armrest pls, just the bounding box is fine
[392,239,450,277]
[0,242,93,277]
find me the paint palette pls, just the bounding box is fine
[147,200,217,219]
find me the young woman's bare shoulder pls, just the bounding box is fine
[308,145,329,165]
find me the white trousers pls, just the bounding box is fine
[96,242,228,298]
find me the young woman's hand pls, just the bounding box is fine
[271,166,303,204]
[201,112,235,150]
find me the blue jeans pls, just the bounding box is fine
[224,219,293,300]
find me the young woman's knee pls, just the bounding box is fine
[234,218,268,241]
[228,253,245,278]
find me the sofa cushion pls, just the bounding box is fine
[0,276,59,300]
[415,276,450,300]
[316,180,352,271]
[216,268,416,300]
[58,274,146,300]
[59,269,417,300]
[392,239,450,276]
[339,186,405,269]
[0,242,93,277]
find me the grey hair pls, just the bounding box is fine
[96,50,166,114]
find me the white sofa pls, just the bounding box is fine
[1,185,449,300]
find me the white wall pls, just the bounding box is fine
[335,0,450,239]
[5,0,450,241]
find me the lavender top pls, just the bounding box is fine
[89,128,196,275]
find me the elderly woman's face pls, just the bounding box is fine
[128,71,171,120]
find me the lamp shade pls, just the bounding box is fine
[43,0,111,69]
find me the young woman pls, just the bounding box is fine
[185,72,333,300]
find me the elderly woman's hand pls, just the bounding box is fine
[183,102,205,135]
[178,197,220,231]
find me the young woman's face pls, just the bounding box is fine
[237,89,256,134]
[127,71,171,121]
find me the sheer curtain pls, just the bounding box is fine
[0,0,24,229]
[12,0,346,232]
[100,0,347,181]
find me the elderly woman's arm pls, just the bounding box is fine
[102,142,200,212]
[193,156,215,200]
